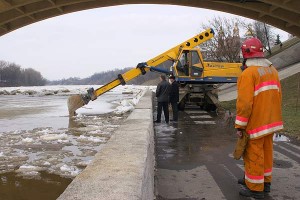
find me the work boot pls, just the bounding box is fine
[239,187,264,199]
[238,178,246,185]
[264,182,271,193]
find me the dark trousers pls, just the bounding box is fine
[157,102,169,123]
[170,101,178,121]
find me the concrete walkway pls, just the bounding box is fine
[155,106,300,200]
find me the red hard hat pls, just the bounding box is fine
[241,38,264,59]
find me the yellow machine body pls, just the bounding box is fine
[172,48,242,84]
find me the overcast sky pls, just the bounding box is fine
[0,4,288,80]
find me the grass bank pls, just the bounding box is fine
[220,72,300,139]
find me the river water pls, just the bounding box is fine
[0,85,150,200]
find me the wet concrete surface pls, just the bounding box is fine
[154,105,300,200]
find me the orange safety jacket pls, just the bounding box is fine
[235,61,283,140]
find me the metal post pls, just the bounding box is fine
[264,23,272,55]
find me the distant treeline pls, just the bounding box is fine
[48,61,172,86]
[0,59,172,87]
[48,68,159,85]
[0,61,46,87]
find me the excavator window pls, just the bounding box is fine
[191,51,200,65]
[176,51,190,76]
[191,50,203,77]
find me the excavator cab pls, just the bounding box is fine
[172,47,242,85]
[173,48,205,79]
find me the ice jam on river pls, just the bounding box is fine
[0,85,152,178]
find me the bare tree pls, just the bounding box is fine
[22,68,46,86]
[0,60,46,86]
[200,17,242,62]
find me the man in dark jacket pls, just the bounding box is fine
[155,75,171,123]
[169,75,179,121]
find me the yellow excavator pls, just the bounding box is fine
[68,28,242,116]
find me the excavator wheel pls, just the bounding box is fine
[209,104,217,112]
[204,103,216,112]
[178,101,186,111]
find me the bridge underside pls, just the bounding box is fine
[0,0,299,37]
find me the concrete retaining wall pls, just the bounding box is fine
[58,90,155,200]
[269,42,300,69]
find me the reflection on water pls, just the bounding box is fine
[68,117,86,129]
[0,95,70,132]
[0,172,72,200]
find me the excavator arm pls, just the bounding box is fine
[68,28,214,116]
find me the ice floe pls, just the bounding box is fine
[40,133,68,141]
[17,165,43,172]
[0,85,153,97]
[77,135,106,143]
[22,138,34,143]
[60,164,81,177]
[76,160,92,167]
[0,114,126,178]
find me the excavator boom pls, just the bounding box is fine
[68,28,215,116]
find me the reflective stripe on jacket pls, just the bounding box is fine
[235,59,283,140]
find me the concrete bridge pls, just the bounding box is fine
[0,0,300,37]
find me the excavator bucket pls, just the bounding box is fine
[67,88,96,116]
[67,95,85,116]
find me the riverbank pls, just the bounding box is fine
[58,90,155,200]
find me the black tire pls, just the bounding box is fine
[204,103,216,112]
[178,101,185,111]
[210,104,217,112]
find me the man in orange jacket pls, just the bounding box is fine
[235,38,283,199]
